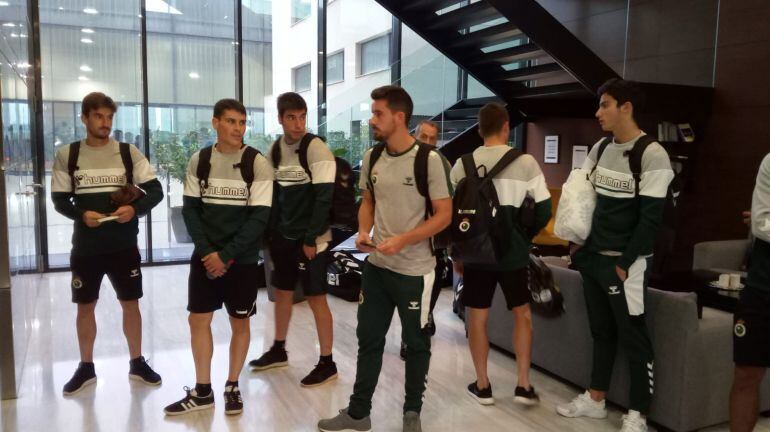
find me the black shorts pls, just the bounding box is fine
[70,247,143,304]
[733,287,770,367]
[188,254,260,319]
[461,266,529,310]
[269,234,329,296]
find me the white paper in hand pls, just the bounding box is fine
[554,168,597,245]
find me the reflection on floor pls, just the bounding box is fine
[1,265,768,432]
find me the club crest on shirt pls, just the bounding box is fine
[403,176,415,186]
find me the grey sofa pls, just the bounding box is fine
[693,239,751,275]
[484,263,770,431]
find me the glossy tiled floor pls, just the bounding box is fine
[1,265,768,432]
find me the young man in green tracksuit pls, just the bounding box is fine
[52,92,164,396]
[557,79,673,432]
[248,92,338,387]
[730,152,770,432]
[164,99,273,417]
[318,85,452,432]
[450,103,552,406]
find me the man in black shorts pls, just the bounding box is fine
[247,93,338,387]
[449,103,552,406]
[730,152,770,432]
[51,92,164,395]
[163,99,273,416]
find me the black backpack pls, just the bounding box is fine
[367,141,451,253]
[592,135,682,274]
[271,133,357,230]
[326,251,364,302]
[67,141,134,190]
[528,254,564,317]
[196,144,261,196]
[450,149,535,265]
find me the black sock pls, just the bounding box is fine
[79,361,95,374]
[348,410,364,420]
[129,356,144,366]
[225,380,239,389]
[320,354,333,365]
[273,340,286,350]
[195,383,212,396]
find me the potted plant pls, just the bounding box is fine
[151,131,201,243]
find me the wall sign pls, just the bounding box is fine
[544,135,559,164]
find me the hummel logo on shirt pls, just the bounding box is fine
[408,301,419,310]
[609,286,621,295]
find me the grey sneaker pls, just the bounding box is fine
[318,408,371,432]
[403,411,421,432]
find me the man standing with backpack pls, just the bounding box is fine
[730,152,770,432]
[556,79,674,432]
[164,99,273,416]
[248,92,340,387]
[52,92,164,395]
[449,103,552,406]
[318,85,452,432]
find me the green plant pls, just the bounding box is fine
[151,131,201,183]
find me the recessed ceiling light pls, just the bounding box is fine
[78,76,89,81]
[16,62,31,69]
[0,2,10,6]
[80,65,92,72]
[188,72,200,79]
[83,8,98,14]
[2,22,16,27]
[80,38,93,44]
[81,28,94,34]
[10,32,18,37]
[58,6,63,10]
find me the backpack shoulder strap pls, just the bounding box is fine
[367,143,387,200]
[118,142,134,185]
[484,148,523,181]
[461,153,477,179]
[196,145,214,189]
[414,142,433,199]
[239,146,260,188]
[627,134,656,196]
[590,137,613,175]
[67,141,81,191]
[270,137,282,168]
[298,133,317,179]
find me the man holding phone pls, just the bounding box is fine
[51,92,164,395]
[318,85,452,432]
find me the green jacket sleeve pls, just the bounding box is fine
[303,140,336,246]
[182,154,216,257]
[132,179,164,217]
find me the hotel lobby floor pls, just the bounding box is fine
[1,265,767,432]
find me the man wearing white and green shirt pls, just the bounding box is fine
[557,79,674,432]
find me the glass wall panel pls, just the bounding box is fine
[146,0,238,262]
[39,0,144,267]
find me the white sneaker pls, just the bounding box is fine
[556,391,608,419]
[620,410,647,432]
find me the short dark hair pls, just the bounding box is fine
[81,92,117,116]
[213,98,247,119]
[478,103,509,138]
[371,85,413,126]
[277,92,307,117]
[597,78,645,118]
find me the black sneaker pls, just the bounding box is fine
[163,387,215,416]
[248,346,288,371]
[129,356,162,386]
[400,341,407,361]
[300,361,338,387]
[514,385,540,406]
[467,381,494,405]
[62,362,97,396]
[224,384,243,415]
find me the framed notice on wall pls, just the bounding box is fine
[572,145,589,169]
[544,135,559,164]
